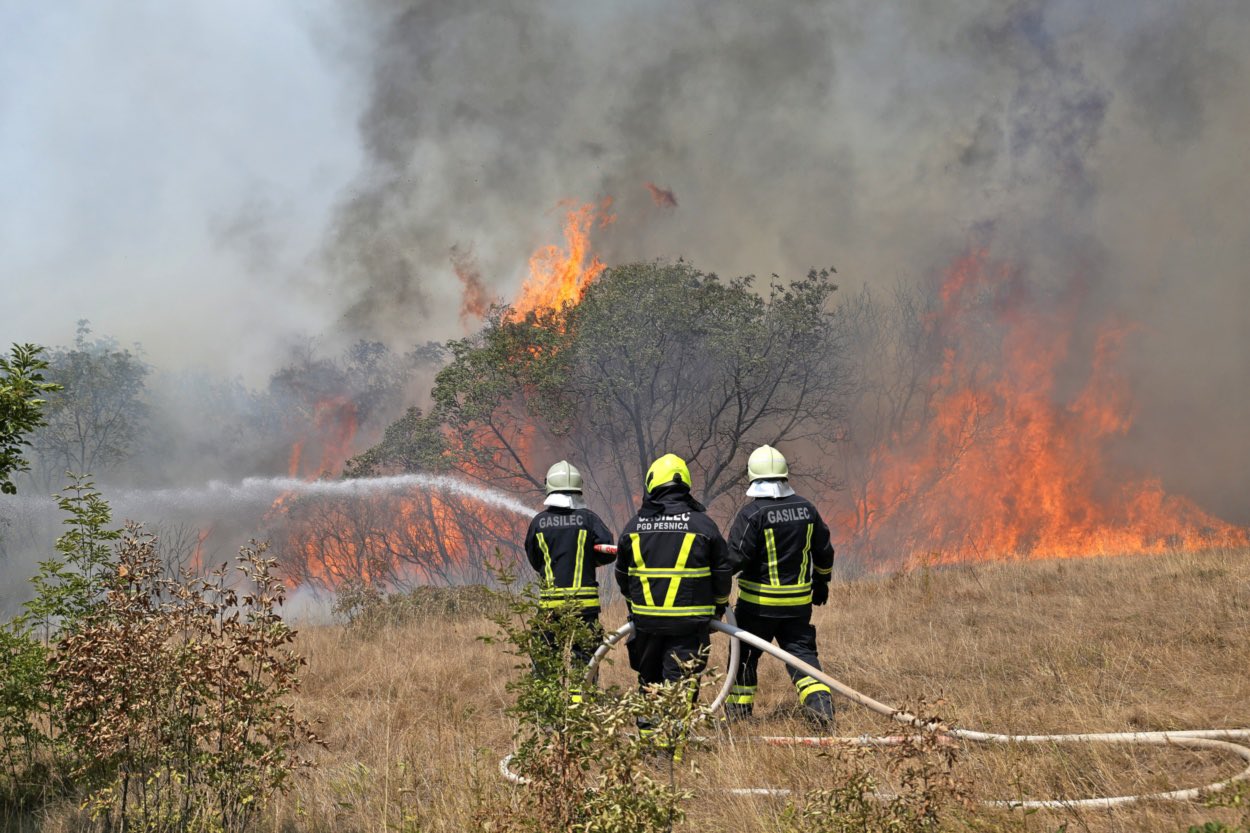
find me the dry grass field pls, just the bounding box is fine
[244,548,1249,832]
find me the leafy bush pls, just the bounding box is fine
[0,476,118,802]
[52,531,322,832]
[0,479,320,832]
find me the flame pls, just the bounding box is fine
[840,250,1248,566]
[509,199,615,319]
[269,201,614,589]
[286,396,359,480]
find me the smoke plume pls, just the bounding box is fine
[320,0,1250,523]
[2,0,1247,530]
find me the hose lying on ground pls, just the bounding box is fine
[501,614,1250,810]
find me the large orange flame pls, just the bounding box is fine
[509,199,615,319]
[269,202,614,588]
[840,250,1248,566]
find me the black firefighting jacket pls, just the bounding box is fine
[729,492,834,619]
[615,485,733,635]
[524,507,615,613]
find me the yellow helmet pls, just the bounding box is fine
[544,460,583,494]
[747,445,789,481]
[645,453,691,494]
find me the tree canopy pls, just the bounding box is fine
[350,260,845,527]
[27,323,150,489]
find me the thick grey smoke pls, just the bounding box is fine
[322,0,1250,523]
[1,0,1246,527]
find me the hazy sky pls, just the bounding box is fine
[0,1,362,376]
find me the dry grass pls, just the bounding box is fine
[231,548,1247,832]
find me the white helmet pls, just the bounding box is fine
[747,445,789,481]
[544,460,583,494]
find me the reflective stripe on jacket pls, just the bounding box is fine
[729,493,834,618]
[524,507,615,611]
[615,487,733,634]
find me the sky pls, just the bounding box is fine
[0,0,362,376]
[1,0,1247,520]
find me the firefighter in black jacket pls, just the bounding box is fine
[523,461,615,683]
[726,445,836,728]
[615,454,733,699]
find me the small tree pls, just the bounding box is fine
[29,323,150,489]
[0,343,60,495]
[478,568,711,833]
[1,477,120,800]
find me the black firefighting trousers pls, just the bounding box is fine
[533,609,604,675]
[627,627,711,737]
[626,627,710,687]
[727,610,833,714]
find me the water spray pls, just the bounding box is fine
[1,474,533,520]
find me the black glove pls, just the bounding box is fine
[625,599,633,620]
[714,603,727,619]
[811,582,829,607]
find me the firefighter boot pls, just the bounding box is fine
[802,690,836,732]
[795,675,835,731]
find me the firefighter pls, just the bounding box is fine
[615,453,733,710]
[523,460,615,692]
[725,445,837,728]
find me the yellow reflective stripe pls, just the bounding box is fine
[631,603,715,617]
[796,675,832,702]
[540,587,599,598]
[662,533,696,609]
[799,523,813,584]
[631,533,654,607]
[628,567,711,578]
[713,595,729,605]
[537,532,554,585]
[539,597,600,609]
[814,565,833,576]
[738,579,812,594]
[738,589,812,606]
[765,528,780,586]
[573,529,586,589]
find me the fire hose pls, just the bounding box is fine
[500,547,1250,809]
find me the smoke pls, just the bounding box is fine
[320,0,1250,523]
[1,0,1246,527]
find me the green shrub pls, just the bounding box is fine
[778,702,978,833]
[476,567,712,833]
[0,478,321,831]
[0,476,118,802]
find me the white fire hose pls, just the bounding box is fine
[501,550,1250,810]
